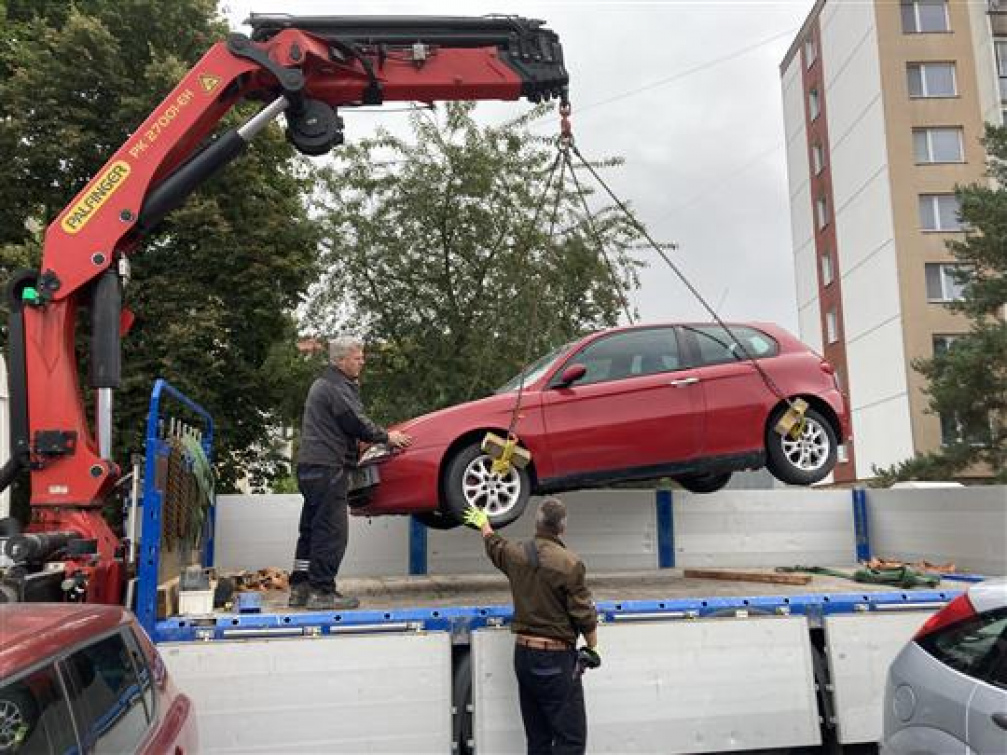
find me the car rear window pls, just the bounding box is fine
[0,663,76,754]
[686,325,779,366]
[918,607,1007,684]
[63,630,153,753]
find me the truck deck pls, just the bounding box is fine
[237,566,958,612]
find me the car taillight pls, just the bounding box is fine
[819,360,841,390]
[912,593,977,641]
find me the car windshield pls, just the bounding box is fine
[495,342,574,394]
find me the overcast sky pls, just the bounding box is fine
[223,0,816,332]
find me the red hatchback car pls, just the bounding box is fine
[350,322,851,529]
[0,603,197,755]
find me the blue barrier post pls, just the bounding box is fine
[852,488,871,562]
[656,489,675,568]
[409,516,428,575]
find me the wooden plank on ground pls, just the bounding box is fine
[683,569,813,586]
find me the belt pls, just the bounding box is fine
[515,635,572,651]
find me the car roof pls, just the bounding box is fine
[969,577,1007,614]
[0,602,132,679]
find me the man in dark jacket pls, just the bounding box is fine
[466,498,599,755]
[289,336,411,610]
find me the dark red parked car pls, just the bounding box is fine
[350,322,851,529]
[0,603,197,754]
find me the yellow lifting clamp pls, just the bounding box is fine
[481,432,532,476]
[774,398,809,439]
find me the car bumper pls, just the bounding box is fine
[348,445,442,517]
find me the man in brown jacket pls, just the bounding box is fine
[465,498,599,755]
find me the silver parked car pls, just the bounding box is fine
[882,577,1007,754]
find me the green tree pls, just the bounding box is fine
[874,124,1006,485]
[0,1,320,492]
[303,102,643,424]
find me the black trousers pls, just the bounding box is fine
[513,645,586,755]
[291,464,348,593]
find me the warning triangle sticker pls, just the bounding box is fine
[199,74,220,94]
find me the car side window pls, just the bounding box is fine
[918,608,1007,683]
[0,663,77,754]
[566,328,681,386]
[687,325,779,366]
[63,630,153,753]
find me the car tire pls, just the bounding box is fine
[0,687,38,754]
[414,510,460,530]
[443,442,530,529]
[765,406,838,485]
[675,471,732,494]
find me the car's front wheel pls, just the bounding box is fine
[765,406,837,485]
[443,442,530,529]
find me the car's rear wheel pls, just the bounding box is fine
[675,471,732,493]
[765,406,837,485]
[443,442,530,529]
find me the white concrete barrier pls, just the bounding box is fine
[162,632,452,754]
[866,487,1007,575]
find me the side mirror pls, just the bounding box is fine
[556,363,587,387]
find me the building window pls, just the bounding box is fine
[901,0,949,33]
[919,193,962,231]
[808,88,821,120]
[825,309,839,343]
[925,262,970,301]
[804,37,818,68]
[811,143,825,174]
[940,412,993,447]
[820,249,834,286]
[996,40,1007,101]
[932,333,962,355]
[907,62,957,97]
[913,127,964,163]
[815,196,829,229]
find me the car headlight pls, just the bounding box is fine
[359,443,392,464]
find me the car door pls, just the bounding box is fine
[540,327,702,480]
[965,611,1007,754]
[679,324,779,456]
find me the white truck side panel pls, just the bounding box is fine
[428,491,658,574]
[161,632,451,753]
[674,490,854,567]
[472,618,821,753]
[214,493,410,576]
[824,611,938,744]
[866,487,1007,576]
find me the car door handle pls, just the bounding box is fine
[669,377,699,387]
[993,712,1007,731]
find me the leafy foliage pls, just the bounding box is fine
[303,102,643,424]
[873,124,1006,484]
[0,1,320,492]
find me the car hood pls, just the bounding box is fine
[389,391,538,443]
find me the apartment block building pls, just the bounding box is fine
[781,0,1005,482]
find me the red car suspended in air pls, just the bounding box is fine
[349,321,851,529]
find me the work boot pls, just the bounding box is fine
[288,582,310,608]
[306,589,360,611]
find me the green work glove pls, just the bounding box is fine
[463,505,489,529]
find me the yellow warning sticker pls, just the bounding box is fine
[200,74,220,94]
[60,161,131,235]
